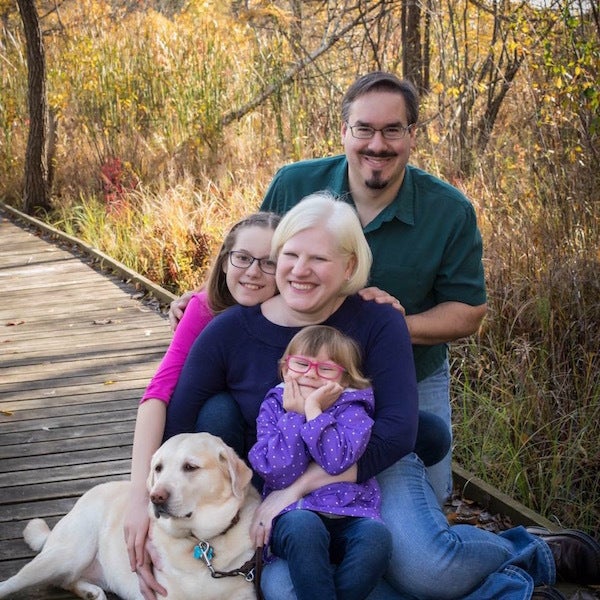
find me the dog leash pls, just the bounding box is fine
[194,540,264,600]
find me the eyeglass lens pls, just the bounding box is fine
[286,355,344,379]
[229,251,276,274]
[348,123,411,139]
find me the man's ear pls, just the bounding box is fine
[341,121,348,145]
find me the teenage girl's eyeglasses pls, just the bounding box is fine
[284,355,346,380]
[228,251,277,275]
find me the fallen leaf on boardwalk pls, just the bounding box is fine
[1,410,14,416]
[104,380,116,385]
[93,319,112,325]
[5,320,25,326]
[444,489,514,533]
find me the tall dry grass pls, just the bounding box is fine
[1,1,598,536]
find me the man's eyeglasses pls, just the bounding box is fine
[284,355,346,380]
[346,123,414,140]
[228,251,277,275]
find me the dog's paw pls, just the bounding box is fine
[68,580,107,600]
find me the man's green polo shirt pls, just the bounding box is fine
[260,154,486,382]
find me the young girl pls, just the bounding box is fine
[248,325,392,600]
[124,211,280,576]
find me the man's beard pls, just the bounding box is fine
[365,171,389,189]
[361,151,396,190]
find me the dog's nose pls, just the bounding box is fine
[150,489,169,506]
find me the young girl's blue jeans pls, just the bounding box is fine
[270,510,392,600]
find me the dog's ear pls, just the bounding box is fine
[220,445,252,498]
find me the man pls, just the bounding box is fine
[171,71,487,504]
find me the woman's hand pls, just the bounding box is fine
[358,286,405,314]
[250,485,301,548]
[249,462,358,549]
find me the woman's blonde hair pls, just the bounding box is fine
[206,212,281,314]
[280,325,371,389]
[270,191,372,296]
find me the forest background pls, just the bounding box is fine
[1,0,599,538]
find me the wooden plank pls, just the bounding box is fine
[0,211,173,597]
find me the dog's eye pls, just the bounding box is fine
[155,463,163,473]
[182,462,199,472]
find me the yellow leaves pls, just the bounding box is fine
[431,81,444,94]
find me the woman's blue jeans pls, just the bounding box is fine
[270,510,392,600]
[262,453,556,600]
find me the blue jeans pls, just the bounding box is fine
[270,510,392,600]
[261,454,555,600]
[418,360,453,504]
[193,391,246,456]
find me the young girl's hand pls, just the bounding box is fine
[304,381,343,418]
[282,376,306,414]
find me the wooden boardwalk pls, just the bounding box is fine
[0,208,173,598]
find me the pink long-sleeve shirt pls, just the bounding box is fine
[141,292,213,404]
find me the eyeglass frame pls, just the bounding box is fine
[284,355,346,380]
[346,122,415,140]
[228,250,277,275]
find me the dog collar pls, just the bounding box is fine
[190,510,241,567]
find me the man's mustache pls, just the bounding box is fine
[359,150,398,159]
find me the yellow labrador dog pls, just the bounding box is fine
[0,433,261,600]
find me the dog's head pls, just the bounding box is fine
[147,432,253,538]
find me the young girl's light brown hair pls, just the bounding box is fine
[280,325,371,389]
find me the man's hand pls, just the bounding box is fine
[168,291,195,332]
[358,286,405,314]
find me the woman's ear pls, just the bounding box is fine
[345,254,357,280]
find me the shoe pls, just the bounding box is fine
[531,585,567,600]
[527,525,600,585]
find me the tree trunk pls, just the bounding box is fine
[402,0,423,90]
[17,0,51,214]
